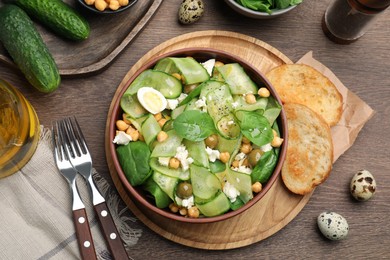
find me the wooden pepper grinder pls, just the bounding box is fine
[322,0,390,44]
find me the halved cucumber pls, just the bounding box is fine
[196,191,230,217]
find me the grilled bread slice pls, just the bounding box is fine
[266,64,343,126]
[282,103,333,195]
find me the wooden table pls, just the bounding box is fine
[1,0,389,258]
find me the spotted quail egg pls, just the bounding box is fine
[178,0,204,24]
[350,169,376,201]
[317,211,349,241]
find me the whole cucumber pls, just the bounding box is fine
[0,5,61,93]
[9,0,90,41]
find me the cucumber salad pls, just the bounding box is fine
[113,56,284,218]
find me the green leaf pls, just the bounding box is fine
[173,110,217,141]
[251,150,278,184]
[237,111,273,147]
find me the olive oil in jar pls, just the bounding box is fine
[0,79,40,178]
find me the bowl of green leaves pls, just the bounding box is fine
[224,0,302,19]
[108,48,288,223]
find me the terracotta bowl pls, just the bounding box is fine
[108,48,288,223]
[224,0,300,19]
[77,0,137,14]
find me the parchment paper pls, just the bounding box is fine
[296,52,375,162]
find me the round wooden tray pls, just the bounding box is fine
[105,30,311,250]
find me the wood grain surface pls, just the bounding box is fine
[0,0,163,76]
[1,0,389,258]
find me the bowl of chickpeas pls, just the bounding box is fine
[107,48,288,223]
[78,0,137,13]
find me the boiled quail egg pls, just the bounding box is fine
[350,169,376,201]
[178,0,204,24]
[317,211,349,241]
[137,87,167,114]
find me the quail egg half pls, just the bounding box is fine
[137,87,167,114]
[350,169,376,201]
[178,0,204,24]
[317,211,349,241]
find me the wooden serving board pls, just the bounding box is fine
[0,0,162,77]
[105,30,312,250]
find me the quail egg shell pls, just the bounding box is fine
[178,0,204,24]
[350,169,376,201]
[317,211,349,241]
[137,87,167,114]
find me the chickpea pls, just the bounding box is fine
[169,203,179,213]
[94,0,107,11]
[109,0,120,10]
[240,143,252,154]
[116,120,129,131]
[248,149,263,167]
[219,152,230,164]
[179,207,187,216]
[172,73,182,81]
[252,182,262,193]
[128,130,140,142]
[169,158,180,169]
[205,134,218,149]
[245,93,256,104]
[258,87,270,98]
[138,134,145,142]
[231,160,240,168]
[118,0,128,6]
[84,0,95,5]
[271,136,284,147]
[122,113,131,124]
[188,206,200,218]
[214,61,224,67]
[176,182,193,199]
[158,118,167,128]
[157,131,168,142]
[242,136,251,144]
[154,113,162,121]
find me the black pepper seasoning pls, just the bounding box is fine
[322,0,390,44]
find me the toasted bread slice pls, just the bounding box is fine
[266,64,343,126]
[282,103,333,195]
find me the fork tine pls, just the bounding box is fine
[64,117,88,157]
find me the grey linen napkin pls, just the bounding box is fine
[0,127,142,259]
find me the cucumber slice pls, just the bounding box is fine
[171,104,186,119]
[154,57,210,85]
[151,130,182,158]
[120,94,148,119]
[141,114,161,146]
[152,171,179,201]
[216,114,240,139]
[124,70,182,99]
[183,139,209,168]
[190,164,221,200]
[216,63,258,95]
[225,168,253,204]
[150,157,190,180]
[196,191,230,217]
[232,95,268,112]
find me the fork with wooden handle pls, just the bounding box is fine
[53,121,97,260]
[60,117,129,260]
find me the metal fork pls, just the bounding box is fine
[52,121,97,260]
[61,117,128,260]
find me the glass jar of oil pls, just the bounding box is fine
[0,79,40,178]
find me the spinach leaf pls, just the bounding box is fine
[236,0,302,13]
[116,141,152,186]
[173,110,216,141]
[237,110,273,147]
[251,150,278,184]
[142,177,171,208]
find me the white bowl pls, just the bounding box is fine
[224,0,299,19]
